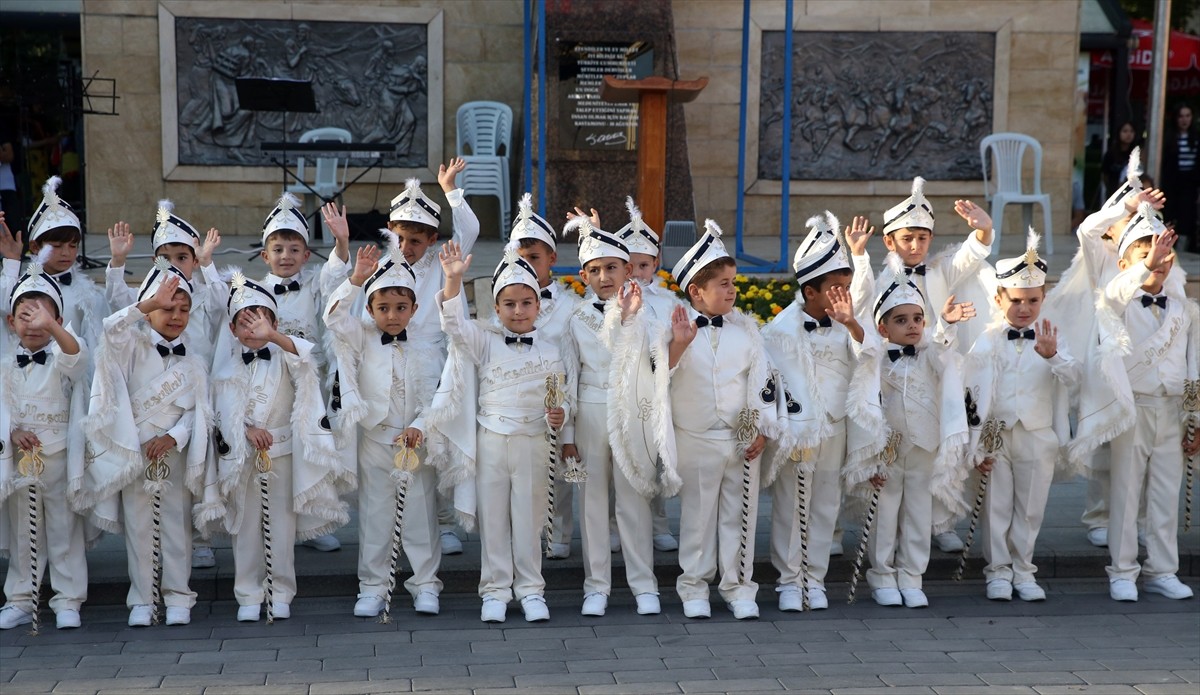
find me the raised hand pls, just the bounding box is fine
[941,294,976,324]
[244,307,276,342]
[197,227,221,267]
[0,212,22,260]
[1126,187,1166,213]
[566,206,601,228]
[617,280,642,320]
[1146,228,1178,271]
[954,199,993,231]
[826,285,856,325]
[107,221,134,266]
[350,244,381,286]
[21,300,57,332]
[322,203,350,244]
[1033,318,1058,359]
[438,157,467,192]
[438,239,472,279]
[141,275,180,313]
[670,304,697,346]
[845,215,875,256]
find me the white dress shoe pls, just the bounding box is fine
[1013,582,1046,602]
[546,542,571,559]
[1109,578,1138,602]
[165,606,191,625]
[520,595,550,622]
[191,546,216,569]
[581,592,607,616]
[271,602,290,620]
[681,599,711,618]
[777,585,803,612]
[354,595,385,617]
[480,597,507,623]
[872,588,903,606]
[0,605,32,630]
[439,531,463,555]
[56,608,81,629]
[652,533,678,552]
[1143,575,1194,600]
[609,530,621,553]
[1087,527,1108,547]
[635,593,661,615]
[728,599,759,620]
[987,579,1013,601]
[807,586,828,610]
[128,605,153,627]
[933,531,964,553]
[237,604,261,622]
[829,540,844,557]
[900,588,929,608]
[303,534,341,552]
[413,591,440,615]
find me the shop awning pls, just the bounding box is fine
[1092,18,1200,71]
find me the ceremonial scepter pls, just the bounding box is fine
[17,446,45,635]
[543,373,565,557]
[954,417,1005,582]
[144,452,171,625]
[735,408,761,584]
[790,447,812,611]
[255,449,276,624]
[382,444,419,624]
[848,430,900,605]
[1184,380,1198,532]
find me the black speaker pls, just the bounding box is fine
[347,210,389,242]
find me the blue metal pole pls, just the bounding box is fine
[536,0,548,216]
[779,0,794,271]
[734,0,750,255]
[523,0,532,201]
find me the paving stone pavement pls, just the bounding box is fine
[1,579,1197,695]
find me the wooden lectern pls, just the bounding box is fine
[600,75,708,235]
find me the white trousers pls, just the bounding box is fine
[1080,447,1111,531]
[981,423,1056,584]
[1107,399,1184,582]
[867,445,934,590]
[121,448,195,609]
[576,401,656,597]
[770,421,846,589]
[357,436,441,599]
[674,430,759,603]
[476,428,549,603]
[3,449,87,614]
[232,453,298,606]
[551,463,575,546]
[651,494,670,536]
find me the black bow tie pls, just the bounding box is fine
[888,345,918,362]
[274,279,301,295]
[593,301,606,314]
[804,316,832,332]
[242,348,271,364]
[1140,294,1167,309]
[540,288,553,299]
[1007,328,1035,341]
[904,265,927,277]
[55,272,72,286]
[695,315,724,329]
[156,343,186,357]
[505,335,534,346]
[381,331,407,345]
[16,350,48,368]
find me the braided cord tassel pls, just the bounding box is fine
[543,374,564,557]
[796,466,810,611]
[955,418,1004,582]
[849,430,900,605]
[383,445,419,625]
[1184,381,1198,532]
[256,450,275,624]
[19,446,44,635]
[144,453,171,625]
[735,408,760,584]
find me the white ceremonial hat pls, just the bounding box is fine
[1102,146,1142,211]
[261,191,310,244]
[491,243,541,300]
[671,218,731,290]
[873,254,926,324]
[616,196,660,256]
[227,269,278,321]
[28,176,81,241]
[136,256,194,303]
[882,176,935,235]
[570,217,629,266]
[792,211,850,287]
[389,178,442,228]
[152,199,201,251]
[1117,201,1168,259]
[509,193,558,251]
[8,247,64,315]
[995,228,1048,289]
[363,231,418,299]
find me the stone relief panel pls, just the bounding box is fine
[173,17,429,167]
[758,32,994,181]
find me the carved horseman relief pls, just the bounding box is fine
[174,17,430,167]
[758,32,994,181]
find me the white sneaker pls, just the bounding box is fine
[354,595,384,617]
[807,586,828,610]
[728,599,759,620]
[1143,575,1194,600]
[128,605,153,627]
[191,546,216,569]
[1137,530,1147,547]
[1014,582,1046,602]
[413,591,440,615]
[237,604,261,622]
[872,588,903,607]
[987,579,1013,601]
[0,605,32,630]
[652,533,678,552]
[55,608,81,629]
[1087,527,1108,547]
[682,599,711,618]
[609,530,621,553]
[165,607,190,625]
[439,531,463,555]
[546,542,571,559]
[520,595,550,622]
[1109,578,1138,602]
[303,534,341,552]
[777,585,803,612]
[829,540,844,557]
[900,588,929,608]
[635,593,661,615]
[933,531,964,553]
[271,602,290,620]
[581,592,607,616]
[481,597,507,623]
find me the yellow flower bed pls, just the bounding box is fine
[558,269,796,323]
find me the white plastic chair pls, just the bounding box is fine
[456,102,513,158]
[455,155,510,239]
[661,220,698,269]
[980,133,1053,254]
[286,126,351,204]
